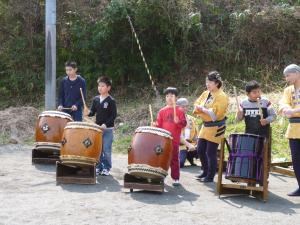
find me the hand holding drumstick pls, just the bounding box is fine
[173,96,179,123]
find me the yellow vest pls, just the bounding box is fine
[279,85,300,139]
[193,89,229,144]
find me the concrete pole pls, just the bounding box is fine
[45,0,56,110]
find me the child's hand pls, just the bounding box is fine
[151,122,158,127]
[100,124,107,129]
[260,119,268,126]
[282,108,294,117]
[83,107,90,116]
[57,105,63,111]
[187,143,195,151]
[71,105,78,111]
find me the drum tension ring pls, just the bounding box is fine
[127,146,132,152]
[61,138,67,146]
[154,145,163,155]
[83,138,92,148]
[41,123,50,133]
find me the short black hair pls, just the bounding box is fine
[245,80,260,93]
[65,61,77,69]
[97,76,112,86]
[163,87,178,96]
[207,71,222,88]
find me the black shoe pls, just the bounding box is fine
[287,189,300,196]
[195,173,207,179]
[199,177,214,183]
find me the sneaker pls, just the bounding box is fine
[172,179,180,186]
[96,168,101,176]
[287,189,300,196]
[199,177,214,183]
[195,172,207,180]
[101,169,110,176]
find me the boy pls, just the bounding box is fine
[279,64,300,196]
[176,98,198,168]
[153,87,187,186]
[236,80,276,138]
[58,61,86,121]
[85,76,117,176]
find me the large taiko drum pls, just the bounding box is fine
[128,126,173,179]
[35,111,73,150]
[60,122,103,165]
[225,133,265,183]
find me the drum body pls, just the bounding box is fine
[225,133,265,183]
[60,122,103,165]
[35,111,73,150]
[128,126,173,179]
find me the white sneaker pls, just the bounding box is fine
[172,179,180,186]
[96,168,101,176]
[101,169,110,176]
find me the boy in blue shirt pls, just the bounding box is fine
[58,61,86,121]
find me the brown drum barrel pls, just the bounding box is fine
[35,111,73,150]
[60,122,103,165]
[128,126,173,179]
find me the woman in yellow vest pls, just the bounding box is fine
[279,64,300,196]
[193,71,229,182]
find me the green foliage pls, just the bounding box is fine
[0,0,299,101]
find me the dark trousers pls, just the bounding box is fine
[64,109,82,121]
[289,139,300,189]
[196,138,218,179]
[179,150,197,168]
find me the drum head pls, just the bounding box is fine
[65,122,103,133]
[135,126,172,139]
[39,111,73,121]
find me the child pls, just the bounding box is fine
[176,98,198,168]
[279,64,300,196]
[85,76,117,176]
[58,61,86,121]
[154,87,187,186]
[193,71,229,182]
[236,80,276,138]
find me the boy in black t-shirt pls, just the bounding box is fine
[85,76,117,176]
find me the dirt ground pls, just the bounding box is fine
[0,144,299,225]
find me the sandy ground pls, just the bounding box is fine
[0,144,299,225]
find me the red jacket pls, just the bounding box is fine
[156,106,187,145]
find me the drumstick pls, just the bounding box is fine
[80,88,88,109]
[149,104,153,124]
[233,86,240,112]
[61,107,72,110]
[257,97,263,119]
[83,116,94,124]
[173,96,176,122]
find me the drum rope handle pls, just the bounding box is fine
[126,15,159,97]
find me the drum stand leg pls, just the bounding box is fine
[123,173,164,193]
[217,138,269,202]
[56,161,96,184]
[32,148,60,164]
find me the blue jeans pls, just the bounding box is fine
[63,109,82,121]
[97,129,114,171]
[179,149,198,168]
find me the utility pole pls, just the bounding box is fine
[45,0,56,110]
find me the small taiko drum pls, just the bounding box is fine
[225,133,265,183]
[60,122,103,165]
[35,111,73,150]
[128,126,173,179]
